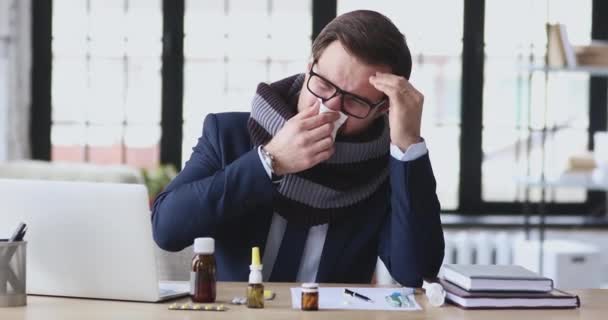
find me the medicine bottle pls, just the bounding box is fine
[301,283,319,311]
[247,247,264,308]
[191,237,216,303]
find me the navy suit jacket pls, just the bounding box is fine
[151,112,444,287]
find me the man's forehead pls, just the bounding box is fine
[315,47,389,100]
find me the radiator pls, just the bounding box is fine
[444,231,517,265]
[377,230,607,288]
[375,231,520,285]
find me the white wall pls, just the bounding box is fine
[0,0,31,162]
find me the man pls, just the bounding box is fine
[152,10,444,287]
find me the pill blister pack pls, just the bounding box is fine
[168,303,227,311]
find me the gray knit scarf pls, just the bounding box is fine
[247,74,390,226]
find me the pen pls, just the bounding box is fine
[344,288,374,303]
[15,226,27,241]
[2,222,27,294]
[9,222,27,242]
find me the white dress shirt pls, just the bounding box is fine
[258,141,428,282]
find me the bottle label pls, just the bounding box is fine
[190,271,196,296]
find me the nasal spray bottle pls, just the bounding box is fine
[246,247,264,308]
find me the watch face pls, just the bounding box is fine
[260,146,275,175]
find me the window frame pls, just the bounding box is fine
[30,0,608,215]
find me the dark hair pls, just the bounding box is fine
[312,10,412,79]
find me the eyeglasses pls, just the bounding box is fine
[306,62,388,119]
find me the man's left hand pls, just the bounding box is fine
[369,72,423,151]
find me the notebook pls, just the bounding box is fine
[442,264,553,292]
[440,279,580,309]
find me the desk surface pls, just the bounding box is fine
[0,282,604,320]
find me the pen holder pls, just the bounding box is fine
[0,241,26,307]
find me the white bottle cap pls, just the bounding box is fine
[248,267,263,284]
[423,281,446,307]
[193,237,214,254]
[301,283,318,293]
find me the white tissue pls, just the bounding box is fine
[422,281,446,307]
[318,99,348,140]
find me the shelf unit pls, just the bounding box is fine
[517,65,608,274]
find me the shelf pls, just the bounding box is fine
[516,172,608,191]
[441,213,608,229]
[527,65,608,76]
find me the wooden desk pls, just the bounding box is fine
[0,282,604,320]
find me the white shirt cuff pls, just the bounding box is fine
[257,146,273,179]
[390,139,428,161]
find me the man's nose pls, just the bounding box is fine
[323,95,342,112]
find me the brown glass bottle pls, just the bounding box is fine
[301,283,319,311]
[246,283,264,308]
[191,237,216,303]
[246,247,264,308]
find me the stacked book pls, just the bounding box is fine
[440,264,580,309]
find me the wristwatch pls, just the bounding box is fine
[260,145,283,183]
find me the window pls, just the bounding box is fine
[482,0,592,204]
[51,0,162,168]
[338,0,464,210]
[182,0,312,164]
[0,2,11,161]
[32,0,607,214]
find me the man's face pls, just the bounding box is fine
[297,40,392,137]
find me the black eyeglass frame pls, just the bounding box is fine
[306,62,388,119]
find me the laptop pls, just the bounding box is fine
[0,178,189,302]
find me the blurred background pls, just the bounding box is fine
[1,0,608,288]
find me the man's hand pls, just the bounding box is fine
[264,100,339,176]
[369,72,423,151]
